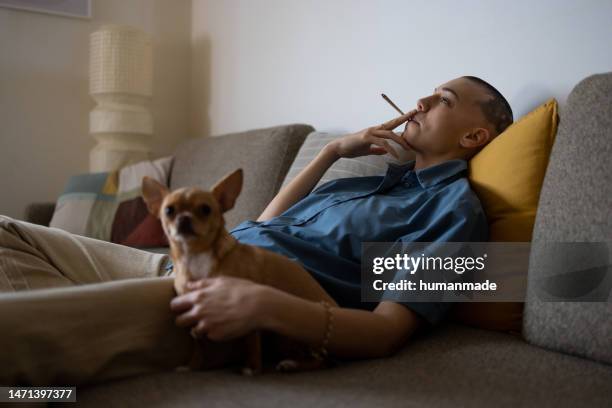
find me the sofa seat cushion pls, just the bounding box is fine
[171,124,313,230]
[75,324,612,407]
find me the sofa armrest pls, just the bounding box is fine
[24,202,55,226]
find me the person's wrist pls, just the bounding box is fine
[252,284,277,331]
[322,141,341,161]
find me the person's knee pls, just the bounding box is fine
[0,215,15,224]
[0,215,17,235]
[0,216,33,250]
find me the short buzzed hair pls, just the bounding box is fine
[462,76,513,135]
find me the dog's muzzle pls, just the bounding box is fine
[176,215,196,236]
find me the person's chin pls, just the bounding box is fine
[401,131,418,151]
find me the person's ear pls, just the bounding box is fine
[460,128,491,149]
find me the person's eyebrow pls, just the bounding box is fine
[434,86,460,102]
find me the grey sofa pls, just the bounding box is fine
[28,73,611,407]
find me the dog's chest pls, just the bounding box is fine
[184,252,217,279]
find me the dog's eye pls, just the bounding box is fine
[164,206,175,217]
[199,204,211,216]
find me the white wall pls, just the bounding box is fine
[191,0,612,136]
[0,0,191,219]
[2,0,611,219]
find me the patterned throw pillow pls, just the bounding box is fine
[49,157,172,248]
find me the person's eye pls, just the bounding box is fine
[440,97,451,105]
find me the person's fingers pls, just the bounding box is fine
[170,294,194,312]
[379,115,408,131]
[370,138,399,159]
[186,278,214,290]
[383,141,399,159]
[190,327,199,339]
[191,319,208,338]
[175,308,201,327]
[380,109,418,130]
[368,146,388,155]
[371,129,410,150]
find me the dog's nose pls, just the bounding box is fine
[176,215,195,235]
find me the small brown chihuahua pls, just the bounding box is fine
[142,169,337,374]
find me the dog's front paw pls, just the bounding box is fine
[275,359,299,373]
[241,366,262,376]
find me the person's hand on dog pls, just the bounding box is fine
[326,109,416,159]
[170,276,265,341]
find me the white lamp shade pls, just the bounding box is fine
[89,24,152,96]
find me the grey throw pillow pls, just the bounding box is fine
[171,124,313,229]
[281,131,415,189]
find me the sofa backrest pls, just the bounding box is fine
[523,72,612,364]
[171,124,313,230]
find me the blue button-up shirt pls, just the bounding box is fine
[230,159,488,325]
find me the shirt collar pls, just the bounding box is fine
[388,159,468,188]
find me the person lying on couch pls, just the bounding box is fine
[174,75,513,359]
[0,75,513,384]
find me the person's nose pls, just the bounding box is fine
[416,95,432,112]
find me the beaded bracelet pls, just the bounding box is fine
[311,300,334,361]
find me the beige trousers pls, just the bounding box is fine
[0,215,243,386]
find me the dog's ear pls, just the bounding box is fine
[142,176,169,218]
[211,169,243,213]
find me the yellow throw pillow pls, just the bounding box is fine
[452,99,559,332]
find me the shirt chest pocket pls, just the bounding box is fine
[291,192,378,226]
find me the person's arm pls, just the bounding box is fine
[173,277,422,360]
[257,285,422,359]
[256,110,416,222]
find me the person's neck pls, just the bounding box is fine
[413,153,463,171]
